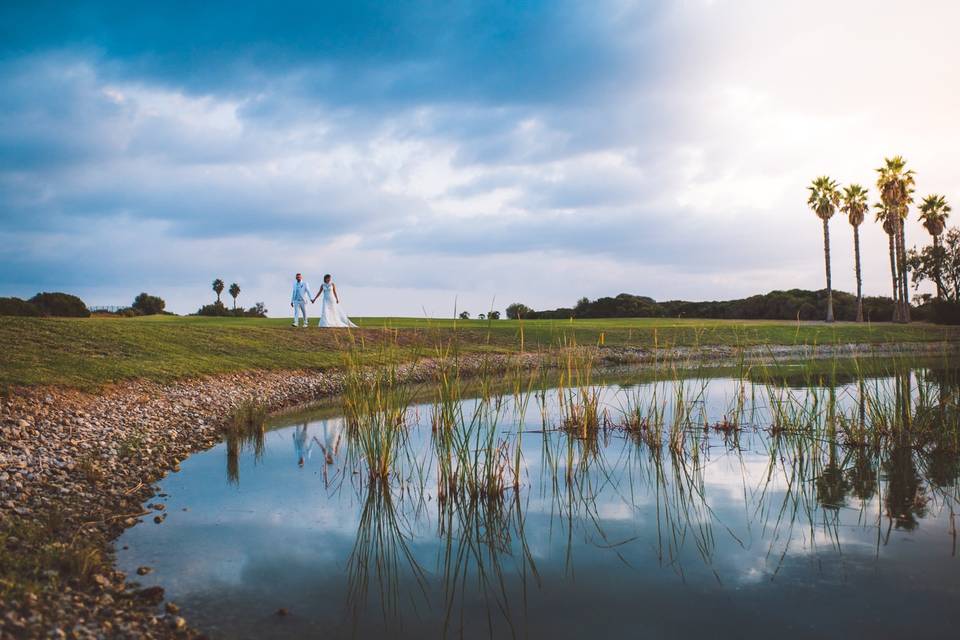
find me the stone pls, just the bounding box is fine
[135,586,165,605]
[136,566,152,576]
[164,602,179,614]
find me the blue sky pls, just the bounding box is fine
[2,0,958,316]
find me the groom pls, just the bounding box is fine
[290,273,314,327]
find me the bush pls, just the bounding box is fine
[28,292,90,317]
[195,301,230,317]
[131,292,166,315]
[488,310,501,320]
[506,303,533,320]
[245,302,268,318]
[0,297,41,317]
[195,301,269,317]
[931,300,960,325]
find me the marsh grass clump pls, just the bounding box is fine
[431,354,527,503]
[342,342,415,482]
[556,345,607,439]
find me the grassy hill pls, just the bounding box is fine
[1,314,957,389]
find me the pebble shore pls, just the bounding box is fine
[0,341,954,638]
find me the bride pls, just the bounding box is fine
[312,274,358,328]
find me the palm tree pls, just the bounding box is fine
[807,176,841,322]
[212,278,225,304]
[229,282,241,310]
[841,184,869,322]
[875,203,901,321]
[876,156,915,322]
[917,194,952,300]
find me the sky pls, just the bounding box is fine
[1,0,958,317]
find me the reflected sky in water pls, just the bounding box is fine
[118,373,960,639]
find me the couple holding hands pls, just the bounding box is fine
[290,272,357,328]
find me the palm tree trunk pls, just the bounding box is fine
[823,217,834,323]
[933,235,944,300]
[888,231,900,322]
[898,219,910,322]
[853,225,864,322]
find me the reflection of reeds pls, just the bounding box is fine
[438,489,538,639]
[224,400,267,484]
[345,480,428,631]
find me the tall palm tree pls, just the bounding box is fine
[876,156,915,322]
[229,282,241,310]
[841,184,869,322]
[807,176,840,322]
[875,203,901,321]
[212,278,225,304]
[917,194,952,300]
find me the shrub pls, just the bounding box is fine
[245,302,268,318]
[488,310,501,320]
[931,300,960,325]
[506,303,533,320]
[0,297,41,317]
[131,292,166,315]
[195,301,230,316]
[195,301,269,317]
[28,292,90,317]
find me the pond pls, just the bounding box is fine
[117,363,960,639]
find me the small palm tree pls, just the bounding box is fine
[841,184,869,322]
[918,194,952,300]
[807,176,841,322]
[875,203,901,319]
[212,278,225,304]
[229,282,241,310]
[876,156,915,322]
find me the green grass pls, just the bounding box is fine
[0,314,957,389]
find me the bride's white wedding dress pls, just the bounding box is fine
[317,282,358,328]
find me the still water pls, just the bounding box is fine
[118,369,960,639]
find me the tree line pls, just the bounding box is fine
[505,289,905,322]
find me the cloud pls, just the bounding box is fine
[1,0,959,315]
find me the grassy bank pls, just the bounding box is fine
[1,314,957,389]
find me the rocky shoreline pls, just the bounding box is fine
[1,341,956,638]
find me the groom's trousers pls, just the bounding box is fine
[293,301,308,326]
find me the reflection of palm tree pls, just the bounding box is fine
[845,448,878,502]
[883,445,927,532]
[816,441,850,510]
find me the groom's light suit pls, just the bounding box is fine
[291,279,314,326]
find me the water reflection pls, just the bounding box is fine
[118,365,960,639]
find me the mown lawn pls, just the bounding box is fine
[1,314,957,389]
